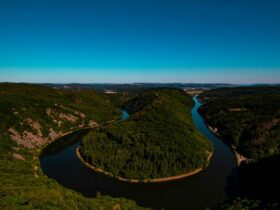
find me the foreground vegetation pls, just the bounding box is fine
[0,153,150,210]
[199,86,280,159]
[80,89,213,180]
[0,83,148,209]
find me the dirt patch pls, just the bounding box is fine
[8,128,34,148]
[9,125,47,148]
[230,108,247,112]
[47,107,86,126]
[88,120,98,127]
[25,118,43,136]
[46,108,53,117]
[22,131,47,146]
[208,126,218,133]
[58,113,78,123]
[235,151,251,166]
[13,153,25,161]
[74,111,86,119]
[12,147,19,151]
[112,203,121,210]
[59,105,86,119]
[48,128,61,141]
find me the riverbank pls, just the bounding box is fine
[231,146,251,166]
[42,118,117,148]
[205,124,249,167]
[76,146,213,183]
[41,96,236,209]
[235,151,248,166]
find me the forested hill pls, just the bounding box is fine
[200,86,280,99]
[0,83,121,150]
[198,86,280,159]
[80,89,213,180]
[0,83,148,209]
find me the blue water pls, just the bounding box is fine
[121,109,130,120]
[40,99,238,210]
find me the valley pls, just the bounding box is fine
[1,83,279,210]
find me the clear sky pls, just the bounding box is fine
[0,0,279,83]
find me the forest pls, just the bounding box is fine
[199,86,280,209]
[3,83,278,209]
[0,83,148,209]
[199,86,280,159]
[80,89,213,180]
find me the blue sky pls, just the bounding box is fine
[0,0,279,83]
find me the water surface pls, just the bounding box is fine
[40,97,237,210]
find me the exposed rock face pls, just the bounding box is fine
[88,120,98,127]
[47,107,86,126]
[78,112,86,118]
[48,128,60,141]
[58,113,78,123]
[23,130,47,146]
[8,127,47,148]
[59,105,86,119]
[8,107,98,149]
[46,108,53,117]
[25,118,43,136]
[13,153,25,161]
[1,84,118,152]
[8,128,34,149]
[8,104,101,148]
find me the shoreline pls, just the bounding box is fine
[232,146,250,166]
[195,96,248,167]
[205,124,249,167]
[43,119,117,147]
[235,152,248,166]
[76,146,213,183]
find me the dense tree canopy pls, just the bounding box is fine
[80,89,213,180]
[0,83,148,209]
[199,86,280,159]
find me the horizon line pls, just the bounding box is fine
[1,81,279,85]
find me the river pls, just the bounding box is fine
[40,96,238,210]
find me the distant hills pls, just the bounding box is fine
[43,82,236,92]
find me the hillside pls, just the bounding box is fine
[0,83,148,209]
[198,86,280,209]
[0,83,122,149]
[198,86,280,159]
[80,89,213,180]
